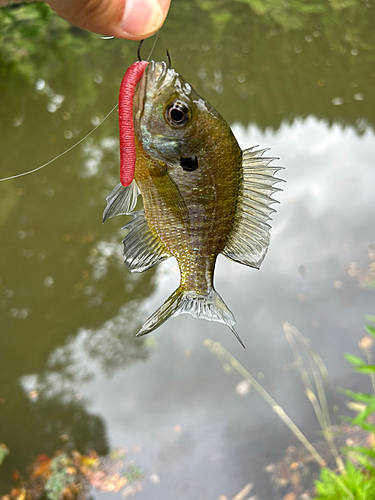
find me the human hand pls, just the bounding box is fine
[1,0,171,40]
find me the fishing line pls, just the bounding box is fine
[146,31,159,61]
[0,32,160,184]
[0,103,118,183]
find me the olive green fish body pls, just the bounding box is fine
[103,61,283,346]
[134,128,241,295]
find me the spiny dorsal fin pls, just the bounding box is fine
[103,181,139,222]
[122,211,170,272]
[222,146,284,269]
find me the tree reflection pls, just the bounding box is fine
[1,0,374,132]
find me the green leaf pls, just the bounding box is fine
[348,452,375,475]
[344,353,365,366]
[313,461,375,500]
[0,444,9,466]
[342,389,375,403]
[352,402,375,425]
[365,325,375,337]
[353,364,375,374]
[353,421,375,434]
[365,315,375,324]
[343,446,375,460]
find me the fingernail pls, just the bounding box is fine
[121,0,163,37]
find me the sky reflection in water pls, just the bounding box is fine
[1,0,375,496]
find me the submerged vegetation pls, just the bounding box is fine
[0,448,144,500]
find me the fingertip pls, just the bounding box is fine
[120,0,169,39]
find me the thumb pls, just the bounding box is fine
[47,0,171,40]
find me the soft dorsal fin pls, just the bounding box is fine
[102,181,139,222]
[221,146,284,269]
[122,211,171,273]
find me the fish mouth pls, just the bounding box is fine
[145,60,178,100]
[133,61,168,120]
[148,60,168,88]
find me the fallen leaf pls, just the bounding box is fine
[106,483,116,492]
[11,471,20,482]
[121,482,143,498]
[31,458,51,478]
[27,391,38,402]
[114,477,128,493]
[283,493,296,500]
[81,234,94,243]
[346,401,367,412]
[81,456,99,467]
[232,483,253,500]
[17,490,25,500]
[150,473,160,485]
[359,336,373,350]
[290,472,301,487]
[264,463,276,473]
[235,380,251,397]
[276,478,289,487]
[89,471,106,488]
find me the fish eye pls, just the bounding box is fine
[165,100,190,127]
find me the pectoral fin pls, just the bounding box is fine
[222,147,284,269]
[103,181,139,222]
[122,211,170,272]
[152,170,189,223]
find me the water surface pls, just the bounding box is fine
[0,1,374,498]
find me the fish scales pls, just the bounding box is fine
[134,126,241,294]
[103,60,283,347]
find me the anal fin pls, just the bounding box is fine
[122,211,170,272]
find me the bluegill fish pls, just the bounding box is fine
[103,61,283,347]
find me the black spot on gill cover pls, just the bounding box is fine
[180,156,198,172]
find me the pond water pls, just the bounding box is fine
[0,1,375,498]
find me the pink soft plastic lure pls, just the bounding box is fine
[118,60,149,186]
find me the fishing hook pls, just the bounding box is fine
[138,33,159,62]
[137,40,144,61]
[166,49,172,69]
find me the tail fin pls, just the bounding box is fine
[136,287,245,348]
